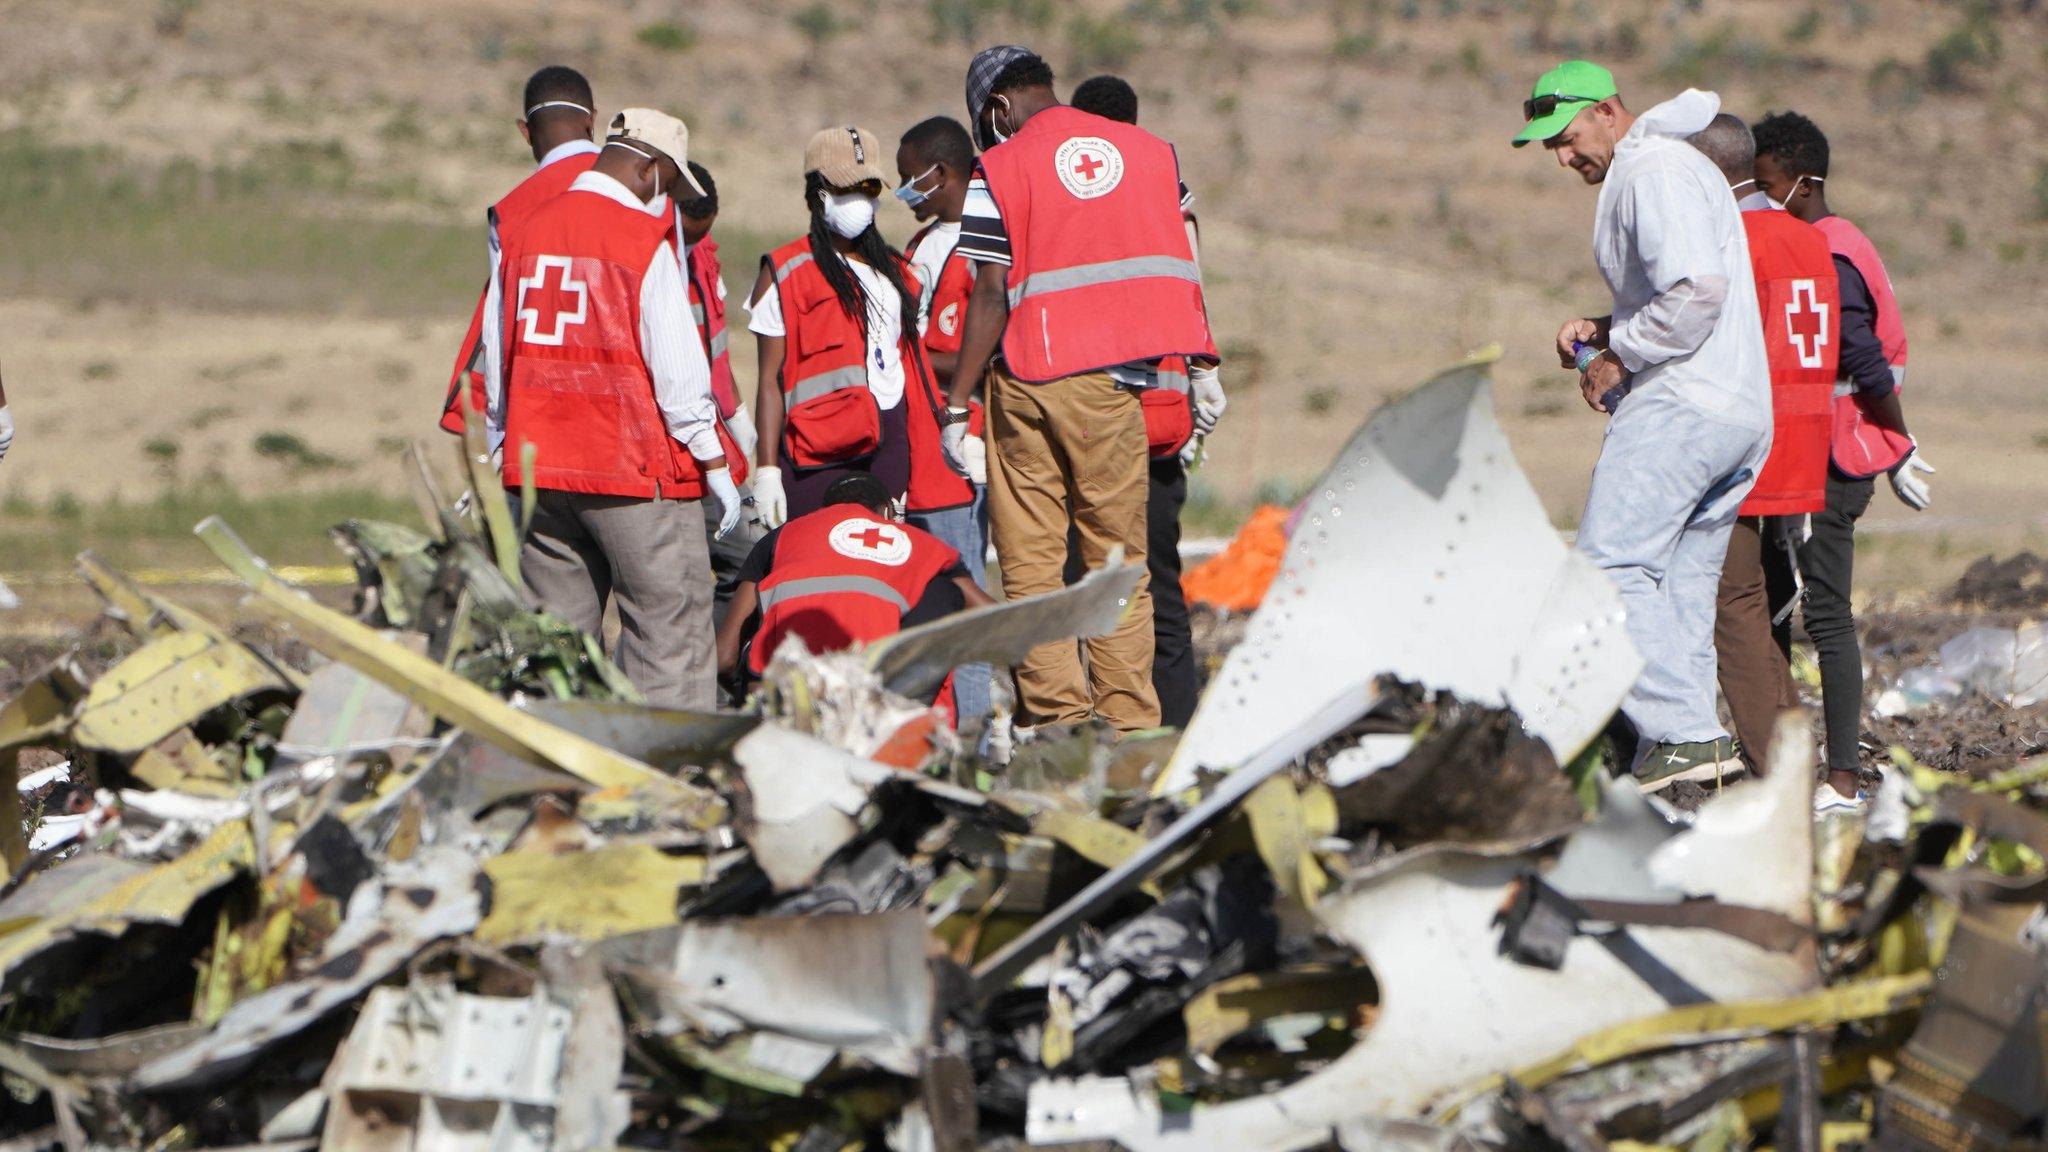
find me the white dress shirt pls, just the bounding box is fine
[1593,90,1770,430]
[485,167,722,462]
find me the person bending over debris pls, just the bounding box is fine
[1688,113,1839,779]
[1067,72,1227,729]
[1753,110,1935,811]
[716,473,994,686]
[1516,62,1771,789]
[897,114,996,726]
[493,108,742,709]
[672,160,767,636]
[947,46,1220,733]
[748,127,956,529]
[442,65,601,445]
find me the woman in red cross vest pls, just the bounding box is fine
[746,126,960,529]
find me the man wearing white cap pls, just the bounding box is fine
[493,108,742,708]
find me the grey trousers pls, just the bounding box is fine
[1576,390,1769,755]
[523,490,716,709]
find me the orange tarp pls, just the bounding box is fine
[1182,504,1291,613]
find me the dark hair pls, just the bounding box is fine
[900,116,976,174]
[824,473,894,513]
[1752,111,1829,180]
[1071,75,1138,124]
[802,171,919,345]
[521,66,592,118]
[1687,113,1755,185]
[990,54,1055,97]
[681,161,717,218]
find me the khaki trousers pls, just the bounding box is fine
[522,490,716,709]
[1714,515,1798,772]
[986,366,1159,731]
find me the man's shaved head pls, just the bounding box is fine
[517,66,594,162]
[1688,112,1756,187]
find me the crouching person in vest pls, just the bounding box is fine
[747,127,955,530]
[1689,115,1838,778]
[715,474,995,699]
[945,47,1221,733]
[496,108,744,709]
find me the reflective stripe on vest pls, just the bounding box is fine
[757,574,911,614]
[774,251,816,283]
[790,364,870,407]
[1007,254,1204,309]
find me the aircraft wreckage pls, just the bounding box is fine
[0,354,2039,1152]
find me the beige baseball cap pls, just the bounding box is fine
[804,125,889,189]
[608,108,709,196]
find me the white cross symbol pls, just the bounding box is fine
[517,255,588,346]
[1784,278,1829,370]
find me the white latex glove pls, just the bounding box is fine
[1190,366,1226,437]
[725,403,759,461]
[1178,433,1206,470]
[940,410,973,477]
[705,467,744,539]
[1890,442,1935,511]
[961,433,987,486]
[753,465,788,529]
[0,406,13,464]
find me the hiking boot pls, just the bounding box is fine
[1635,737,1746,793]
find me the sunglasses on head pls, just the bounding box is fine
[1523,93,1598,122]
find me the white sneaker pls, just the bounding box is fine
[1812,783,1867,816]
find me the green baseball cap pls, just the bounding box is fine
[1512,60,1617,147]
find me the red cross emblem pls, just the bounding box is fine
[1071,151,1105,182]
[854,525,892,551]
[828,517,911,565]
[1055,137,1124,199]
[1784,279,1830,370]
[516,256,588,347]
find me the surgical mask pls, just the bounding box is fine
[644,191,671,219]
[821,189,877,238]
[1767,174,1819,211]
[987,96,1013,145]
[611,140,666,203]
[894,164,939,208]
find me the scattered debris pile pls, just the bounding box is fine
[3,359,2045,1152]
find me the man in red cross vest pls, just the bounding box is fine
[944,46,1220,733]
[1688,114,1838,778]
[716,473,994,683]
[494,108,743,709]
[440,66,602,443]
[1753,110,1934,810]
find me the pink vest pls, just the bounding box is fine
[1814,215,1912,478]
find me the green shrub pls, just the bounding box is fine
[635,21,697,53]
[1067,13,1141,71]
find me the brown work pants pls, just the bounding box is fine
[522,489,716,710]
[1714,515,1798,772]
[986,366,1159,731]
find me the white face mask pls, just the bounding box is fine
[1767,174,1816,212]
[821,190,877,239]
[988,96,1013,144]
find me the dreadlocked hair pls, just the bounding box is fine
[803,171,919,341]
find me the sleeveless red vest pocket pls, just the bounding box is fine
[1142,356,1193,460]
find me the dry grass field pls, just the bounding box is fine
[0,0,2043,614]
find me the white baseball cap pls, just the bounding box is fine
[607,108,708,196]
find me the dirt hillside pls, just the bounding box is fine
[1,0,2044,590]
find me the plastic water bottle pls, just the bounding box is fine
[1573,341,1632,413]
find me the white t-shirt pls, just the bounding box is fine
[747,253,906,410]
[1594,90,1770,430]
[908,220,962,336]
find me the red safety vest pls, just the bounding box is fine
[440,151,598,435]
[1814,215,1912,479]
[750,504,960,674]
[1738,208,1838,517]
[976,106,1219,383]
[904,224,985,512]
[686,237,740,421]
[498,186,711,500]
